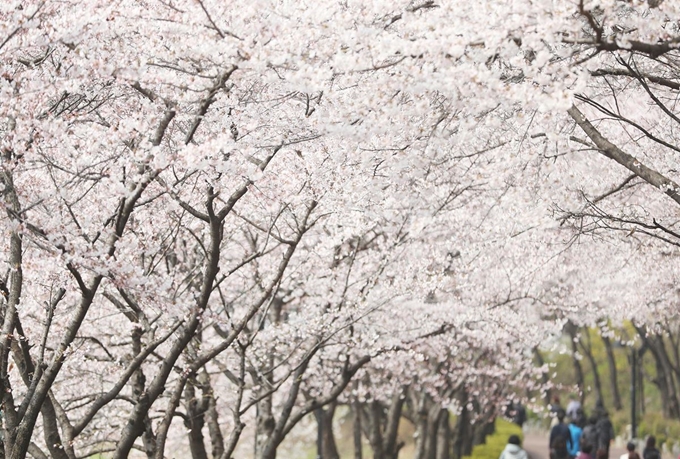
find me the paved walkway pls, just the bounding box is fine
[523,432,627,459]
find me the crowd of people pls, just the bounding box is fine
[547,396,614,459]
[501,395,665,459]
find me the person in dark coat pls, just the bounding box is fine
[593,398,607,420]
[550,409,573,452]
[574,407,587,428]
[512,402,527,427]
[596,411,615,459]
[551,436,571,459]
[550,395,564,428]
[643,436,661,459]
[582,416,598,448]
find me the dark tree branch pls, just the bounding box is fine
[568,104,680,206]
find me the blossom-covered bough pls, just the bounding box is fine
[0,0,679,458]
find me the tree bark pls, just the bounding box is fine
[184,377,209,459]
[205,385,225,459]
[254,390,275,459]
[568,104,680,206]
[435,408,450,459]
[580,328,604,404]
[652,335,680,417]
[353,401,363,459]
[451,391,471,459]
[601,335,623,410]
[384,388,406,459]
[565,322,585,403]
[636,325,680,418]
[363,401,384,459]
[412,392,429,459]
[422,404,442,459]
[314,402,339,459]
[533,347,555,405]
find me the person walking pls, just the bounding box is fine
[643,436,661,459]
[568,416,583,458]
[567,394,582,421]
[577,443,595,459]
[499,435,529,459]
[620,442,640,459]
[513,402,527,428]
[550,409,574,453]
[596,411,615,459]
[551,437,572,459]
[582,416,599,450]
[550,396,564,428]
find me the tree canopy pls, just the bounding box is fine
[0,1,679,458]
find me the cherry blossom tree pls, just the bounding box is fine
[2,0,680,458]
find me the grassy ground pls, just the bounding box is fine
[463,419,523,459]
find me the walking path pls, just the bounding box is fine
[522,432,627,459]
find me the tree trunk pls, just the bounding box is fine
[184,379,209,459]
[412,392,430,459]
[254,387,275,457]
[652,335,680,418]
[206,393,225,459]
[435,408,451,459]
[601,335,623,411]
[353,402,363,459]
[580,328,604,404]
[638,327,679,418]
[314,402,339,459]
[385,387,406,459]
[451,392,472,459]
[129,327,156,459]
[565,322,585,403]
[472,418,495,447]
[653,354,673,417]
[358,387,405,459]
[422,404,442,459]
[638,348,646,415]
[533,348,555,405]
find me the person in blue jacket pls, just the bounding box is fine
[568,416,583,457]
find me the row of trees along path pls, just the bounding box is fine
[3,1,680,458]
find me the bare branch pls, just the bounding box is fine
[568,104,680,206]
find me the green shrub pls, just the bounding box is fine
[610,410,629,436]
[637,412,680,450]
[464,419,523,459]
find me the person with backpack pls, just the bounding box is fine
[499,435,529,459]
[550,409,574,453]
[551,436,572,459]
[582,416,599,449]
